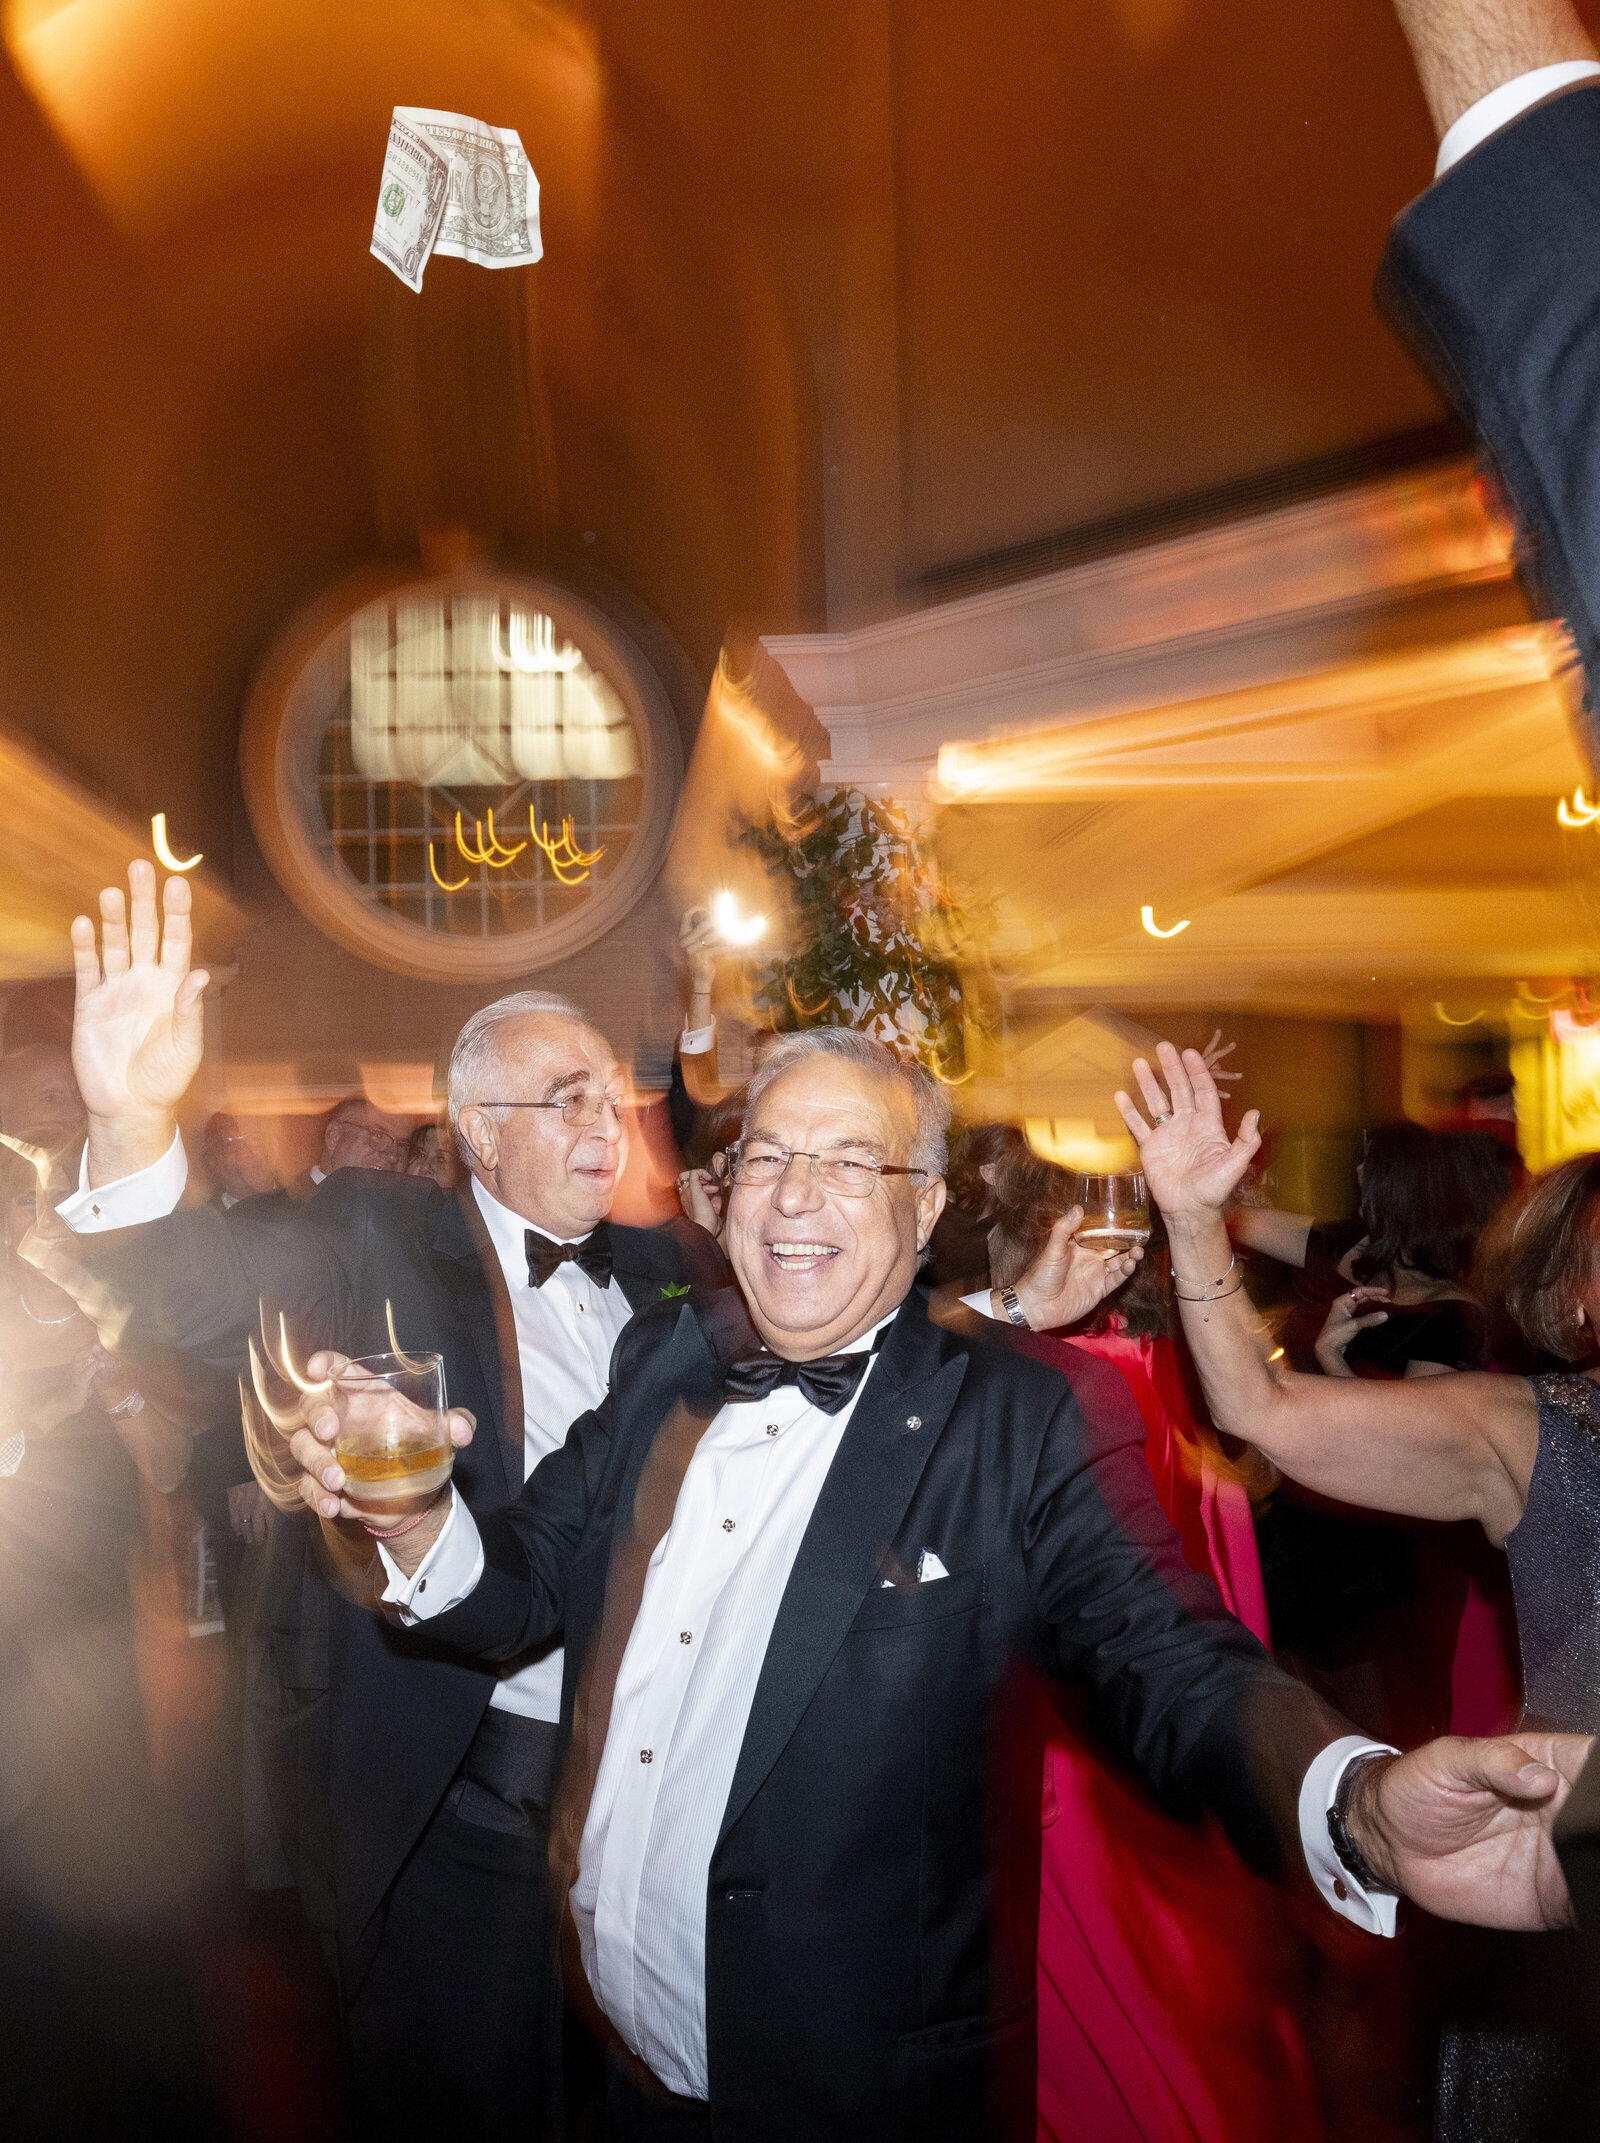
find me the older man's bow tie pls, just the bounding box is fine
[723,1331,885,1415]
[525,1222,613,1290]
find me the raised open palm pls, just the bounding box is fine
[71,863,208,1123]
[1113,1042,1260,1221]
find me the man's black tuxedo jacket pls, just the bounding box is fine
[424,1284,1346,2143]
[72,1170,726,1977]
[1378,82,1600,740]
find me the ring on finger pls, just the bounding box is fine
[1152,1111,1173,1125]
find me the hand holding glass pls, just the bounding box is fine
[1074,1172,1151,1257]
[331,1351,452,1510]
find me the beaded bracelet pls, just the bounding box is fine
[1172,1253,1244,1322]
[360,1503,438,1541]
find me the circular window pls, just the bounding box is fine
[241,569,683,981]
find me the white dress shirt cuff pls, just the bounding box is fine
[681,1022,715,1055]
[1436,61,1600,177]
[375,1488,485,1622]
[56,1130,188,1233]
[1299,1735,1401,1936]
[0,1428,25,1478]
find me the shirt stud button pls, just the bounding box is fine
[640,1749,653,1764]
[680,1630,693,1644]
[906,1415,922,1430]
[766,1423,779,1438]
[418,1579,427,1594]
[722,1518,736,1533]
[1333,1877,1348,1902]
[577,1301,585,1313]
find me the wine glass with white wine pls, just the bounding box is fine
[1073,1172,1151,1259]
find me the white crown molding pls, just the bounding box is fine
[757,459,1516,789]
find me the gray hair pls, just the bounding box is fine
[745,1026,951,1178]
[447,989,587,1149]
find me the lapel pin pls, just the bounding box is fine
[905,1414,922,1431]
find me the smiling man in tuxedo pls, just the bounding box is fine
[49,863,727,2140]
[284,1024,1591,2142]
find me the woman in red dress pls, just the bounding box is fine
[986,1151,1322,2143]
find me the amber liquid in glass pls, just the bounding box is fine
[337,1436,452,1503]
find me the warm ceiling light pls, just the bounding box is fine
[151,812,201,871]
[1140,905,1189,939]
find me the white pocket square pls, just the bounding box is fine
[879,1549,951,1589]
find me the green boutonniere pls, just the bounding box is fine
[660,1281,691,1299]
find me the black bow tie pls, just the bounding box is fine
[525,1221,613,1290]
[723,1333,884,1415]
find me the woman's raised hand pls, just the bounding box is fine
[1115,1042,1261,1223]
[71,863,208,1140]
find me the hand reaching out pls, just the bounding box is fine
[1349,1733,1592,1931]
[1114,1042,1261,1225]
[72,864,207,1176]
[1316,1287,1391,1377]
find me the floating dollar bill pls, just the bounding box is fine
[370,115,452,293]
[395,106,542,272]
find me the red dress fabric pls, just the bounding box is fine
[1034,1326,1323,2143]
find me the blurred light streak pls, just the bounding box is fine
[1023,1117,1141,1173]
[1551,1007,1600,1045]
[484,808,526,863]
[385,1297,432,1375]
[1432,1002,1484,1026]
[429,842,469,892]
[151,811,201,870]
[1140,906,1189,939]
[1557,788,1600,828]
[276,1310,331,1395]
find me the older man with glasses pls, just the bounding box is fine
[47,863,729,2142]
[277,1021,1591,2142]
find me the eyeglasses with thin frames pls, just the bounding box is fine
[478,1094,626,1129]
[718,1143,926,1200]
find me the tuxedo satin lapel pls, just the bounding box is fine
[428,1188,520,1502]
[716,1308,969,1846]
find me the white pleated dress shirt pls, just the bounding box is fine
[383,1311,895,2099]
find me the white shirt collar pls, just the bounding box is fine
[469,1172,595,1284]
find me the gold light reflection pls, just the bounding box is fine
[151,812,202,871]
[1140,905,1189,939]
[1557,787,1600,828]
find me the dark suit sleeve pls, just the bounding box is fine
[415,1390,613,1661]
[1377,84,1600,731]
[1024,1380,1349,1878]
[64,1181,367,1371]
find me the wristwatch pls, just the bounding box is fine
[1327,1752,1399,1895]
[998,1285,1031,1329]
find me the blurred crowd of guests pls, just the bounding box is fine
[0,962,1592,2143]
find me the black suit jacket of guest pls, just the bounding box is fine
[424,1284,1349,2143]
[1377,82,1600,736]
[70,1169,727,1981]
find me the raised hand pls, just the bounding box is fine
[1007,1208,1143,1332]
[1349,1733,1592,1931]
[1199,1029,1242,1085]
[72,863,207,1179]
[1115,1042,1261,1225]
